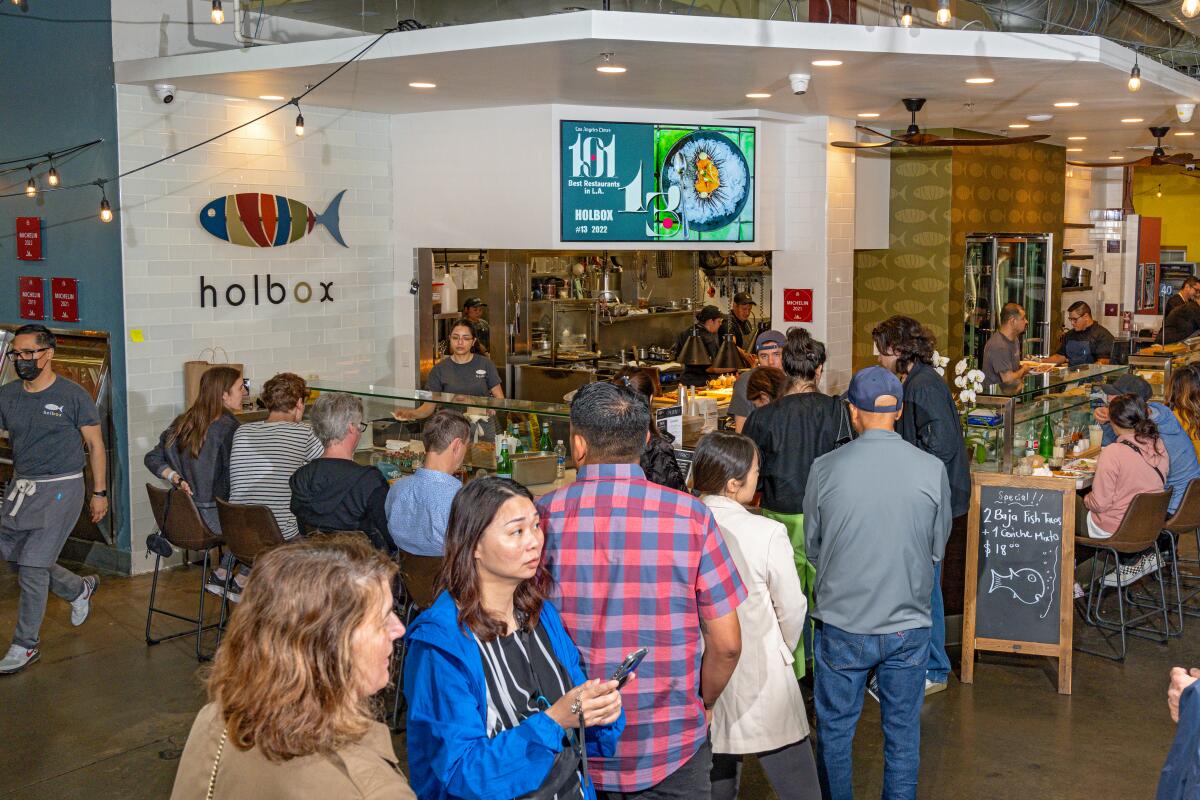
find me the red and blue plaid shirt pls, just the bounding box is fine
[538,463,747,793]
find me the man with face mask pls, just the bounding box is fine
[0,324,106,674]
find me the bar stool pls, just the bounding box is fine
[214,499,287,642]
[390,549,444,731]
[1075,489,1173,662]
[144,484,224,662]
[1160,478,1200,627]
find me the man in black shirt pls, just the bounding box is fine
[1164,299,1200,345]
[673,305,723,387]
[1045,301,1114,366]
[721,292,757,352]
[1165,277,1200,320]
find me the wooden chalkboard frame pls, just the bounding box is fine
[961,472,1076,695]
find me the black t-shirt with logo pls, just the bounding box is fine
[426,354,501,398]
[0,376,100,477]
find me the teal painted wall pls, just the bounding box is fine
[0,3,130,560]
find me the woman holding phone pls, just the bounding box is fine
[403,477,626,800]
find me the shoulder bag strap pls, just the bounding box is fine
[1118,439,1166,485]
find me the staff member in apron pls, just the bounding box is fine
[0,325,105,674]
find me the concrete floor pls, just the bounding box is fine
[0,561,1195,799]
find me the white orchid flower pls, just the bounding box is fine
[967,369,985,384]
[955,360,968,376]
[954,375,967,388]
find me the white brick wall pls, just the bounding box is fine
[116,86,394,570]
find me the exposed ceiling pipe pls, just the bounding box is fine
[233,0,275,47]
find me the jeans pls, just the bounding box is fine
[599,740,713,800]
[926,562,950,683]
[814,623,929,800]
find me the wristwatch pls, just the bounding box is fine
[92,490,108,498]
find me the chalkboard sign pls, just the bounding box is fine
[962,473,1076,695]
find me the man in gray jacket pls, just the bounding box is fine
[803,366,952,800]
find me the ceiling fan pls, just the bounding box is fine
[1069,126,1198,167]
[831,98,1051,149]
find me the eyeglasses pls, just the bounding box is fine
[1068,314,1085,323]
[6,347,50,360]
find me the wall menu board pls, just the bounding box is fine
[560,120,755,243]
[962,473,1075,694]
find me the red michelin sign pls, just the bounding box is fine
[19,276,44,320]
[51,277,79,323]
[16,217,42,261]
[783,288,813,323]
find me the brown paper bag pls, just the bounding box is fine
[183,347,243,407]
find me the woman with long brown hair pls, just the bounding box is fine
[170,535,415,799]
[403,477,626,800]
[145,365,243,534]
[1167,363,1200,458]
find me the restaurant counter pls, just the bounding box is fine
[1127,339,1200,400]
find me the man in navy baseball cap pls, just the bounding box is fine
[847,365,904,416]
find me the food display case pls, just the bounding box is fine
[310,384,572,490]
[1127,340,1200,399]
[965,363,1128,474]
[0,326,117,544]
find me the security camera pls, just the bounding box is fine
[788,73,811,95]
[154,83,176,104]
[1178,103,1196,124]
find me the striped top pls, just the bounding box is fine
[476,621,583,800]
[228,421,323,539]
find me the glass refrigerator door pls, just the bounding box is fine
[1022,238,1049,357]
[964,238,993,364]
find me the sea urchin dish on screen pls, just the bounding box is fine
[664,131,751,233]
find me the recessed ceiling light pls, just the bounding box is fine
[1121,117,1144,123]
[857,112,880,118]
[1177,131,1196,136]
[811,60,842,67]
[1027,114,1054,122]
[1068,136,1087,140]
[259,95,285,101]
[409,82,437,89]
[745,92,771,99]
[225,97,245,102]
[1109,155,1126,160]
[358,9,379,15]
[596,53,626,74]
[1067,148,1083,152]
[965,77,994,84]
[1008,123,1030,129]
[1054,101,1080,108]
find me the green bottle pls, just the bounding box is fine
[510,422,526,453]
[539,422,552,452]
[497,444,513,480]
[1038,415,1055,460]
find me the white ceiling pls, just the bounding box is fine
[114,11,1200,162]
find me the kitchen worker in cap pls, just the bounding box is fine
[460,297,490,355]
[722,292,758,352]
[729,330,786,432]
[674,305,725,388]
[0,324,105,674]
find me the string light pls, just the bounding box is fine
[900,4,914,27]
[46,157,59,187]
[1185,0,1200,19]
[1156,184,1164,198]
[24,167,36,198]
[98,183,113,223]
[211,0,224,24]
[294,107,305,137]
[936,0,951,26]
[1129,52,1142,92]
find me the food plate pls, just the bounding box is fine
[662,131,751,233]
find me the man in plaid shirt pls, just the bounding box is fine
[539,382,747,798]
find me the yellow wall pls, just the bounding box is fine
[1132,165,1200,258]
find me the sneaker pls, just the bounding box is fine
[866,674,880,703]
[203,579,228,599]
[70,575,98,626]
[1102,552,1163,588]
[0,643,39,674]
[925,678,948,697]
[1074,582,1085,600]
[225,582,243,604]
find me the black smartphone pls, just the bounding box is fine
[610,647,648,688]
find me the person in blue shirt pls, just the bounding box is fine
[386,409,470,555]
[403,477,627,800]
[1095,373,1200,516]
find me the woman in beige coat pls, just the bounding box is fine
[170,535,416,800]
[695,432,821,800]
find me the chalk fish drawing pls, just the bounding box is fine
[199,190,347,248]
[989,567,1046,606]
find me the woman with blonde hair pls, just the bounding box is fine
[145,365,244,533]
[170,535,415,799]
[1167,363,1200,458]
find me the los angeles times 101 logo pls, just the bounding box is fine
[567,130,682,237]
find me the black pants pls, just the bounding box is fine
[711,738,822,800]
[599,741,713,800]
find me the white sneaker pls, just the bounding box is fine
[1102,552,1163,588]
[0,643,39,674]
[70,575,97,626]
[925,678,948,696]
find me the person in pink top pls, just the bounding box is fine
[1082,393,1169,587]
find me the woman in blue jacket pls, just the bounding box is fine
[403,477,626,800]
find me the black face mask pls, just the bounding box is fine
[14,357,42,381]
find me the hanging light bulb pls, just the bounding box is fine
[211,0,224,24]
[46,159,59,187]
[98,184,113,223]
[1184,0,1200,18]
[293,101,305,136]
[900,4,914,27]
[24,167,36,198]
[1157,184,1164,198]
[935,0,951,26]
[1129,53,1142,92]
